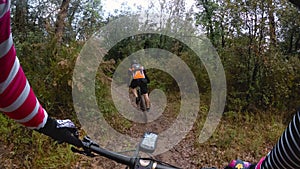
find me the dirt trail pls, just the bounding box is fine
[73,83,274,169]
[75,84,204,169]
[74,127,201,169]
[0,69,276,169]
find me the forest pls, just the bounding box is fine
[0,0,300,168]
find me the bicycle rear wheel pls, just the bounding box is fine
[139,95,146,111]
[141,96,147,123]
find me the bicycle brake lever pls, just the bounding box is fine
[71,136,100,157]
[82,136,100,148]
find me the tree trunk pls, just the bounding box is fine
[55,0,71,45]
[14,0,28,42]
[267,0,277,48]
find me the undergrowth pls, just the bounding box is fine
[0,108,288,168]
[194,110,286,165]
[0,114,76,169]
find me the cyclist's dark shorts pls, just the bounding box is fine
[129,78,148,95]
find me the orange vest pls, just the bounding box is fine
[129,64,145,79]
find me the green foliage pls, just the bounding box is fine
[95,72,133,131]
[0,114,76,169]
[195,0,300,112]
[195,111,285,162]
[2,0,300,167]
[16,35,83,118]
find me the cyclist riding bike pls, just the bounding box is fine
[0,0,82,147]
[128,60,151,112]
[2,0,300,168]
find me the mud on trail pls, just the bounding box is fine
[73,113,231,169]
[73,88,218,169]
[73,81,203,168]
[73,81,273,169]
[0,83,275,169]
[74,114,273,169]
[73,93,275,169]
[0,102,274,169]
[74,114,202,169]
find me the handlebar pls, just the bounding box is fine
[86,142,133,165]
[72,136,180,169]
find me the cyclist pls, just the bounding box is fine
[0,0,82,147]
[128,60,151,111]
[226,1,300,169]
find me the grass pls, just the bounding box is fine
[0,94,288,169]
[0,115,77,169]
[194,110,285,164]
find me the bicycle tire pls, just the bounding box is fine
[139,94,146,111]
[137,88,147,123]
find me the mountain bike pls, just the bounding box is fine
[71,132,218,169]
[72,132,180,169]
[129,85,147,123]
